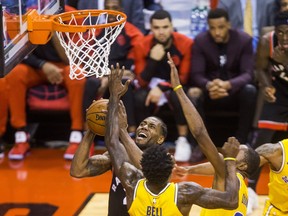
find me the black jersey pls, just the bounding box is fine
[268,31,288,105]
[108,172,129,216]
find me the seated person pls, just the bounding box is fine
[4,35,86,160]
[189,8,257,146]
[133,10,193,162]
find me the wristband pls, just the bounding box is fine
[223,157,236,161]
[173,85,182,92]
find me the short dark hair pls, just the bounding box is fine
[242,145,260,178]
[207,8,229,21]
[150,10,172,23]
[274,11,288,27]
[141,145,174,185]
[151,116,168,139]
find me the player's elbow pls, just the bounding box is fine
[70,168,85,178]
[225,195,238,209]
[70,164,90,178]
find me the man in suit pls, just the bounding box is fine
[217,0,278,50]
[66,0,145,34]
[189,8,257,147]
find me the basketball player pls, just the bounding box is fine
[254,139,288,215]
[104,63,240,215]
[247,11,288,214]
[174,144,260,215]
[71,112,167,215]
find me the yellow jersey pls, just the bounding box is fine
[200,173,248,216]
[128,178,182,216]
[268,139,288,212]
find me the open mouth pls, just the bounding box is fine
[137,132,148,139]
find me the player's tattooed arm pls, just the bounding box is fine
[256,142,283,171]
[71,130,111,178]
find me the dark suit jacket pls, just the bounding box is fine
[190,29,254,95]
[69,0,145,33]
[217,0,278,36]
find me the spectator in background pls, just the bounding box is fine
[247,11,288,215]
[133,10,193,162]
[217,0,278,51]
[189,8,257,148]
[66,0,145,34]
[4,35,86,160]
[82,0,144,137]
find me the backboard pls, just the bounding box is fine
[0,0,64,77]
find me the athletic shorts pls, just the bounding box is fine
[262,199,288,216]
[258,102,288,131]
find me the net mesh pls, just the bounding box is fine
[55,11,126,80]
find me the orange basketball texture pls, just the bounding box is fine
[86,99,109,136]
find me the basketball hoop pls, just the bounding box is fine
[27,9,127,79]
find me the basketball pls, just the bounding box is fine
[86,99,109,136]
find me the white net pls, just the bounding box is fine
[55,11,126,80]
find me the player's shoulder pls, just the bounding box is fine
[134,34,153,48]
[172,32,193,44]
[230,29,252,42]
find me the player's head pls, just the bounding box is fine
[141,145,174,185]
[275,11,288,50]
[150,10,174,45]
[280,0,288,12]
[236,145,260,178]
[135,116,167,150]
[105,0,122,22]
[207,8,230,44]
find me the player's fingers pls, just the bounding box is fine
[145,95,151,106]
[123,79,130,89]
[119,65,125,78]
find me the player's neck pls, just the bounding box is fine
[146,181,169,194]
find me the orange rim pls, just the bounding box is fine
[52,9,127,32]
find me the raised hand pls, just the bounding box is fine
[167,52,181,89]
[221,137,240,159]
[108,63,130,98]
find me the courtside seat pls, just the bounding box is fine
[26,84,71,145]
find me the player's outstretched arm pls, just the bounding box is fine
[174,161,215,177]
[105,64,142,207]
[70,129,112,178]
[118,101,143,169]
[167,53,225,183]
[178,137,239,210]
